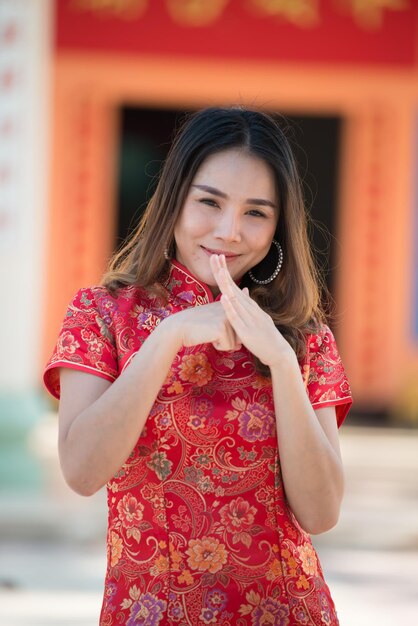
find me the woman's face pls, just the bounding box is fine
[174,148,279,295]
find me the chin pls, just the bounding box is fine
[196,270,217,287]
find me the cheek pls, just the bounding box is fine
[247,223,276,250]
[178,208,211,238]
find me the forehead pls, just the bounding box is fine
[192,148,276,198]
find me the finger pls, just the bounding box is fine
[216,256,242,298]
[212,332,239,352]
[220,253,228,271]
[213,341,242,352]
[212,316,239,352]
[218,269,255,318]
[209,254,236,298]
[212,334,233,351]
[210,254,233,298]
[225,319,241,348]
[213,256,254,315]
[209,254,223,285]
[220,293,249,336]
[220,256,249,299]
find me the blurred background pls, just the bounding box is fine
[1,0,418,624]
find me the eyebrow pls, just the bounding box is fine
[191,184,277,210]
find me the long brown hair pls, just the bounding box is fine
[102,106,328,371]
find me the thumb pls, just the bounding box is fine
[242,287,250,297]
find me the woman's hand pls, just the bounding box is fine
[210,254,294,367]
[210,255,344,534]
[167,301,241,352]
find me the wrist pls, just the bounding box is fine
[155,314,184,353]
[268,343,299,374]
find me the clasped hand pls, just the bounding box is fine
[177,255,292,368]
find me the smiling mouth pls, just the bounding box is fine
[201,246,241,259]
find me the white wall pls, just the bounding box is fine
[0,0,52,390]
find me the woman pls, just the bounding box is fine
[44,106,352,626]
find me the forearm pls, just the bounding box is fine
[270,351,344,534]
[60,316,181,495]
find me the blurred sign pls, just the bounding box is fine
[55,0,417,66]
[0,2,22,249]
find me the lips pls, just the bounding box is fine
[201,246,240,259]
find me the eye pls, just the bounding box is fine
[199,197,219,208]
[247,209,267,218]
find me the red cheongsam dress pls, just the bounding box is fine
[44,259,352,626]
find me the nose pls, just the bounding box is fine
[213,209,242,243]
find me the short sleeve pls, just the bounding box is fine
[43,287,119,399]
[305,325,352,427]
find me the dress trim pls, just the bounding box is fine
[43,360,117,399]
[311,396,352,409]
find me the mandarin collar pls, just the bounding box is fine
[164,259,216,306]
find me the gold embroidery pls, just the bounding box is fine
[69,0,411,30]
[248,0,320,27]
[165,0,230,26]
[71,0,148,20]
[337,0,409,29]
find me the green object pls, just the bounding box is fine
[0,389,47,491]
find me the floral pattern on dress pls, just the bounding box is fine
[304,327,352,426]
[44,259,352,625]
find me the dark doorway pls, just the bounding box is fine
[116,107,184,247]
[116,106,341,297]
[283,114,342,298]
